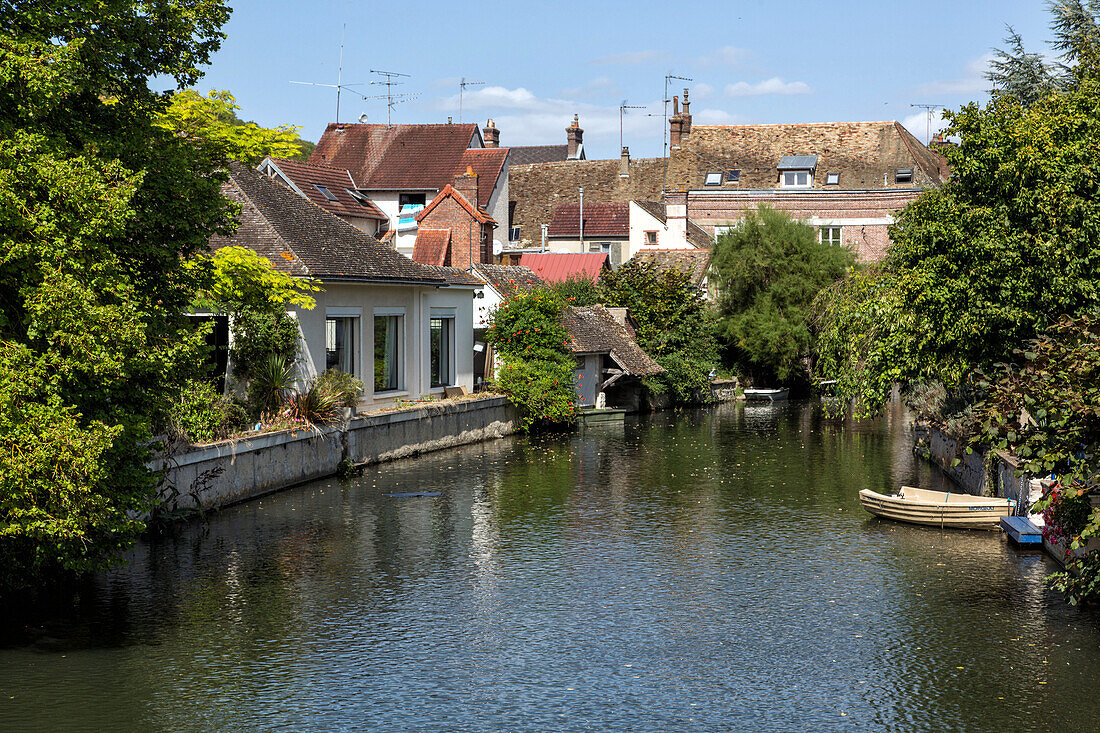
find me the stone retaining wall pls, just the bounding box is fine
[913,421,1031,507]
[152,396,518,513]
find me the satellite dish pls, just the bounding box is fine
[358,113,369,123]
[492,240,503,256]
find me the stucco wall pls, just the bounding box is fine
[153,396,518,513]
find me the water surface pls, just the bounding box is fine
[2,401,1097,731]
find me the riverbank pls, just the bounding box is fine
[151,394,518,515]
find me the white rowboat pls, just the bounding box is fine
[743,388,789,402]
[858,486,1015,530]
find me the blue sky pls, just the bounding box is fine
[195,0,1053,159]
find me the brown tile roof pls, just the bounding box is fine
[472,263,544,295]
[308,123,502,207]
[509,157,666,250]
[417,184,496,225]
[665,121,947,190]
[548,201,629,239]
[508,144,570,165]
[259,157,387,220]
[630,249,711,285]
[562,305,664,377]
[419,265,482,286]
[412,229,450,266]
[214,163,445,285]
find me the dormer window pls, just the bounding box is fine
[777,155,818,188]
[825,172,840,185]
[313,184,339,202]
[895,168,913,184]
[704,171,722,186]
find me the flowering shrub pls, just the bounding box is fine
[486,288,576,431]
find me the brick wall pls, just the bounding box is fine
[418,196,492,267]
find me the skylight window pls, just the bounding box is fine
[727,169,741,183]
[345,188,373,207]
[704,171,722,186]
[895,168,913,184]
[313,184,339,202]
[826,172,840,185]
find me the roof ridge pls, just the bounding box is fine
[690,120,899,129]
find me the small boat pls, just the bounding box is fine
[743,388,789,402]
[858,486,1015,530]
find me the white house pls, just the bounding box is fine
[216,164,480,408]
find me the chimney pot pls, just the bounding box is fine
[482,118,500,148]
[567,114,584,159]
[673,95,679,115]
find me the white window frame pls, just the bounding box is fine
[704,171,722,186]
[713,225,735,242]
[428,307,456,389]
[372,307,406,393]
[325,307,362,378]
[820,226,842,247]
[825,172,840,185]
[781,170,813,188]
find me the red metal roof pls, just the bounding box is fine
[548,201,629,238]
[518,253,610,283]
[412,229,451,266]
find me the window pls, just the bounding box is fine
[782,170,812,187]
[825,172,840,185]
[589,241,612,253]
[399,193,426,207]
[644,231,658,245]
[509,226,522,242]
[313,184,339,202]
[374,314,403,392]
[895,168,913,184]
[726,169,741,183]
[704,171,722,186]
[430,315,454,388]
[713,225,734,242]
[326,317,358,375]
[346,188,373,207]
[820,226,842,247]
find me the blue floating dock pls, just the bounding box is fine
[1000,516,1043,545]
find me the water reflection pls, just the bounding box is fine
[1,401,1098,732]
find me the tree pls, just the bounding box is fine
[710,206,853,384]
[0,2,235,592]
[155,89,311,165]
[599,259,718,403]
[548,274,601,306]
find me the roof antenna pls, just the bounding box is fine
[909,103,945,144]
[368,69,414,126]
[459,78,485,124]
[289,23,363,124]
[663,73,693,160]
[619,101,646,152]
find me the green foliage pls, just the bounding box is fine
[283,381,342,427]
[599,258,718,403]
[155,89,307,165]
[549,274,601,306]
[710,206,853,383]
[486,289,577,431]
[231,309,302,386]
[0,0,234,591]
[191,246,318,317]
[168,379,246,444]
[314,369,363,409]
[248,354,298,417]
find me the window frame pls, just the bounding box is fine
[644,230,658,246]
[825,172,840,185]
[781,170,813,188]
[820,226,842,247]
[508,225,521,242]
[895,168,914,184]
[313,184,339,202]
[726,169,741,183]
[373,308,405,393]
[704,171,723,186]
[325,313,360,377]
[429,309,456,389]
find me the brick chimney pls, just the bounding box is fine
[619,146,630,178]
[453,165,479,206]
[567,114,584,159]
[681,88,692,138]
[669,95,683,149]
[482,118,500,148]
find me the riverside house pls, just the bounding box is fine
[215,164,481,407]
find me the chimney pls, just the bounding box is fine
[483,118,500,148]
[619,146,630,178]
[453,165,479,205]
[567,114,584,159]
[669,95,683,150]
[681,88,692,138]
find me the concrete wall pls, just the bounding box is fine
[914,421,1032,506]
[153,396,518,513]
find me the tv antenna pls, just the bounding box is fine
[362,91,421,126]
[289,24,363,124]
[459,78,485,123]
[663,72,693,159]
[368,69,413,125]
[619,101,646,151]
[909,104,945,143]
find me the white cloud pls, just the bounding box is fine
[589,49,666,65]
[901,109,949,144]
[692,83,715,100]
[694,108,746,125]
[724,77,812,97]
[696,45,750,67]
[913,54,994,96]
[559,76,622,100]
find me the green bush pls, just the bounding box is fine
[247,353,298,417]
[496,356,577,432]
[549,275,601,306]
[283,381,342,427]
[169,379,246,444]
[314,369,363,408]
[230,308,301,383]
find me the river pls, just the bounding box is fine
[2,401,1098,731]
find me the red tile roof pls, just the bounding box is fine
[412,229,451,266]
[259,157,388,221]
[518,253,610,283]
[308,123,505,207]
[416,184,496,225]
[548,202,629,238]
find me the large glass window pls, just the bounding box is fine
[326,317,357,375]
[374,315,402,392]
[430,317,454,387]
